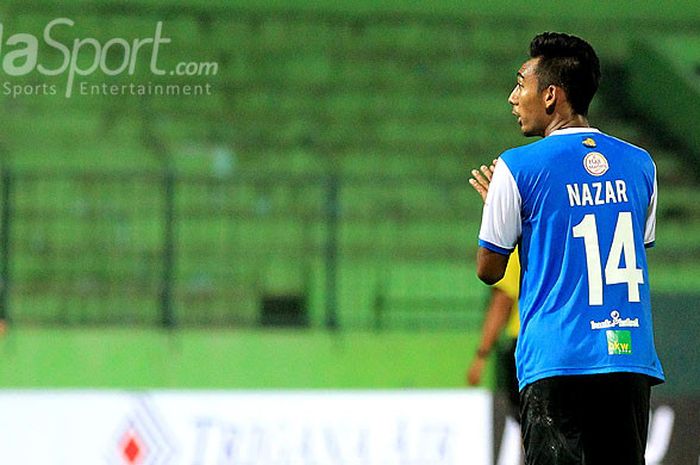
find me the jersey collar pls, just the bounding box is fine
[548,127,601,137]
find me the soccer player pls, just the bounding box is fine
[467,161,520,412]
[466,249,519,400]
[476,32,664,465]
[468,162,522,465]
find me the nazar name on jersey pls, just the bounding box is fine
[566,180,628,207]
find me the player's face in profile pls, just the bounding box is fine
[508,58,548,137]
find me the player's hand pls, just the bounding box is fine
[468,159,498,203]
[466,356,487,386]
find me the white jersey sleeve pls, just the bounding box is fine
[644,166,657,246]
[478,159,522,254]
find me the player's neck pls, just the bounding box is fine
[543,114,590,137]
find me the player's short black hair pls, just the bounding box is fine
[529,32,600,116]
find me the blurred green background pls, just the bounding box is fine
[0,0,698,394]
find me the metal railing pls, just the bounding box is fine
[0,166,482,329]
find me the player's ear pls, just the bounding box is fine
[544,85,557,115]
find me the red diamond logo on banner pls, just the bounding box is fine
[120,429,147,465]
[113,398,176,465]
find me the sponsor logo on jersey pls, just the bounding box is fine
[582,137,597,148]
[590,310,639,330]
[607,330,632,355]
[583,151,609,176]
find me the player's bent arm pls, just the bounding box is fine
[476,247,509,285]
[476,288,515,354]
[467,288,515,386]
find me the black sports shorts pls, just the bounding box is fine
[520,372,652,465]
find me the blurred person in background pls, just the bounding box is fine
[467,161,520,416]
[476,32,664,465]
[468,162,522,465]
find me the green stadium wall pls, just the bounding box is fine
[2,291,699,396]
[0,328,486,389]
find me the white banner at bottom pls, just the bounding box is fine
[0,390,492,465]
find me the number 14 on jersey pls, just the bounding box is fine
[572,212,644,306]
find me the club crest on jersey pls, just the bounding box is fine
[583,151,609,176]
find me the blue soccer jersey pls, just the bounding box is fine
[478,127,665,390]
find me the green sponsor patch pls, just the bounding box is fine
[606,330,632,355]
